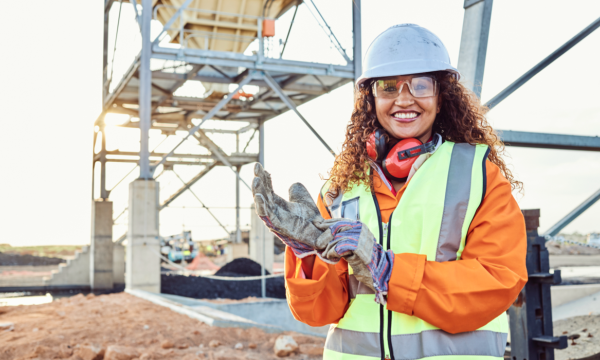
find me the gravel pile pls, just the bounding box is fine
[0,252,65,266]
[161,258,285,300]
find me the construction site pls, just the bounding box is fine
[1,0,600,359]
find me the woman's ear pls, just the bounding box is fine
[436,95,442,114]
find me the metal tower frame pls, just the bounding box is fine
[458,0,600,236]
[94,0,361,243]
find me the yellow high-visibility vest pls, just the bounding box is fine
[320,141,507,360]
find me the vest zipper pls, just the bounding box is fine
[386,212,395,360]
[371,194,386,360]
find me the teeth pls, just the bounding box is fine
[393,112,418,119]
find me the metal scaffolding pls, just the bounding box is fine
[93,0,360,245]
[457,0,600,237]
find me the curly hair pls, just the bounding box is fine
[325,71,522,204]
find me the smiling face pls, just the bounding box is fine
[373,74,441,143]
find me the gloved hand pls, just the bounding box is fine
[320,220,395,304]
[252,163,339,258]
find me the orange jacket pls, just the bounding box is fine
[284,160,527,334]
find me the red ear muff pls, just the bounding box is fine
[382,138,425,182]
[366,129,387,162]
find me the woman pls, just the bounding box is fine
[253,24,527,360]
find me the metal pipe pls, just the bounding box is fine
[280,1,299,59]
[138,0,152,179]
[543,187,600,237]
[485,15,600,110]
[172,170,230,235]
[352,0,362,83]
[305,0,351,63]
[258,120,265,165]
[100,129,108,199]
[236,165,241,244]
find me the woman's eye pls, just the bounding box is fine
[383,86,397,92]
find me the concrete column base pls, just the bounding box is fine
[91,200,114,290]
[126,179,160,293]
[249,204,274,273]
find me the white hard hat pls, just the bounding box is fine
[356,24,460,88]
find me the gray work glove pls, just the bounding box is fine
[320,220,395,304]
[252,163,339,258]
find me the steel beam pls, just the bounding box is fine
[258,119,265,165]
[100,129,109,199]
[193,131,252,190]
[160,163,217,209]
[107,150,258,164]
[129,0,142,30]
[262,72,335,156]
[171,170,230,235]
[235,165,241,243]
[352,0,362,83]
[138,0,153,179]
[103,2,110,102]
[457,0,493,97]
[151,72,255,173]
[152,0,193,45]
[485,15,600,110]
[543,187,600,237]
[498,130,600,152]
[151,46,355,78]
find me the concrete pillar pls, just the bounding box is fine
[126,179,160,292]
[250,204,274,273]
[91,200,113,290]
[457,0,493,97]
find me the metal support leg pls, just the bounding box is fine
[236,165,242,243]
[258,120,266,297]
[262,72,336,156]
[509,210,567,359]
[100,128,109,200]
[258,119,265,166]
[139,0,152,179]
[103,3,110,103]
[457,0,493,98]
[352,0,362,83]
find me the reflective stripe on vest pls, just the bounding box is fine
[320,141,505,360]
[325,327,507,359]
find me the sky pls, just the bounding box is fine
[0,0,599,246]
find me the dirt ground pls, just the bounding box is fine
[0,293,324,360]
[554,314,600,360]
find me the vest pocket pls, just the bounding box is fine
[341,197,360,220]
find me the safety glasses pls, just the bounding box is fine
[372,75,438,99]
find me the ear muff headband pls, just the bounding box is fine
[367,129,387,162]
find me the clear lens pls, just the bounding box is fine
[373,76,437,99]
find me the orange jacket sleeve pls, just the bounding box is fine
[386,161,528,334]
[284,193,350,327]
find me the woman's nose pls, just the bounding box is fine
[394,84,414,106]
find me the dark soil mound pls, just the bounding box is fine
[0,252,66,266]
[161,258,284,299]
[214,258,271,277]
[161,274,285,299]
